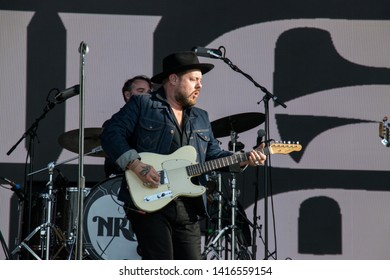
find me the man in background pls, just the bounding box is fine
[121,75,153,103]
[104,75,152,177]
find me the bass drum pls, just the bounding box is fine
[83,175,141,260]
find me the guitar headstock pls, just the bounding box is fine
[379,116,389,147]
[268,141,302,155]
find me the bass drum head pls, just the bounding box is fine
[83,175,141,260]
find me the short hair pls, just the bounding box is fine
[122,75,152,94]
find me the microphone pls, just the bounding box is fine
[192,46,222,59]
[78,41,89,54]
[253,129,266,149]
[0,177,24,201]
[55,84,80,104]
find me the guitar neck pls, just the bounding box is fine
[186,147,271,177]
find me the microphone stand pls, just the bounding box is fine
[6,100,56,259]
[75,41,89,260]
[229,130,238,260]
[216,47,287,260]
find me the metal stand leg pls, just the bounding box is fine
[203,172,224,259]
[202,225,231,260]
[11,222,63,260]
[202,171,252,260]
[11,162,64,260]
[44,163,55,260]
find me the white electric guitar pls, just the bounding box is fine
[125,142,302,212]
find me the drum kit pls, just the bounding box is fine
[10,112,265,260]
[11,128,140,260]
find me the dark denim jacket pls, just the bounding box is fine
[100,87,232,204]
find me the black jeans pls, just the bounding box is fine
[125,198,202,260]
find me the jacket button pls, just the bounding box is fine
[170,129,174,134]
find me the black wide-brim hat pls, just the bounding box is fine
[151,51,214,84]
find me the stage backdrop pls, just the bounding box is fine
[1,0,390,260]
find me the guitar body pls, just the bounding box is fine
[125,146,206,213]
[125,142,301,212]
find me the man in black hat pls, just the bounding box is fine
[100,51,266,260]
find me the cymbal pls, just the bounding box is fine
[58,128,105,157]
[211,112,265,138]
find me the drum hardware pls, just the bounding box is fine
[11,162,62,260]
[6,90,60,259]
[203,171,223,258]
[202,128,253,260]
[208,112,265,259]
[204,109,269,259]
[202,170,253,260]
[10,148,99,260]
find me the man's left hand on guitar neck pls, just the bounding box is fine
[241,142,267,167]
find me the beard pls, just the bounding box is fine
[174,90,196,108]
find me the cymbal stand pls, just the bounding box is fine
[11,162,63,260]
[43,162,54,259]
[10,148,102,260]
[202,172,251,259]
[203,130,241,259]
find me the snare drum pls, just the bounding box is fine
[82,175,140,260]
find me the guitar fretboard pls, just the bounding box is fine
[186,147,270,177]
